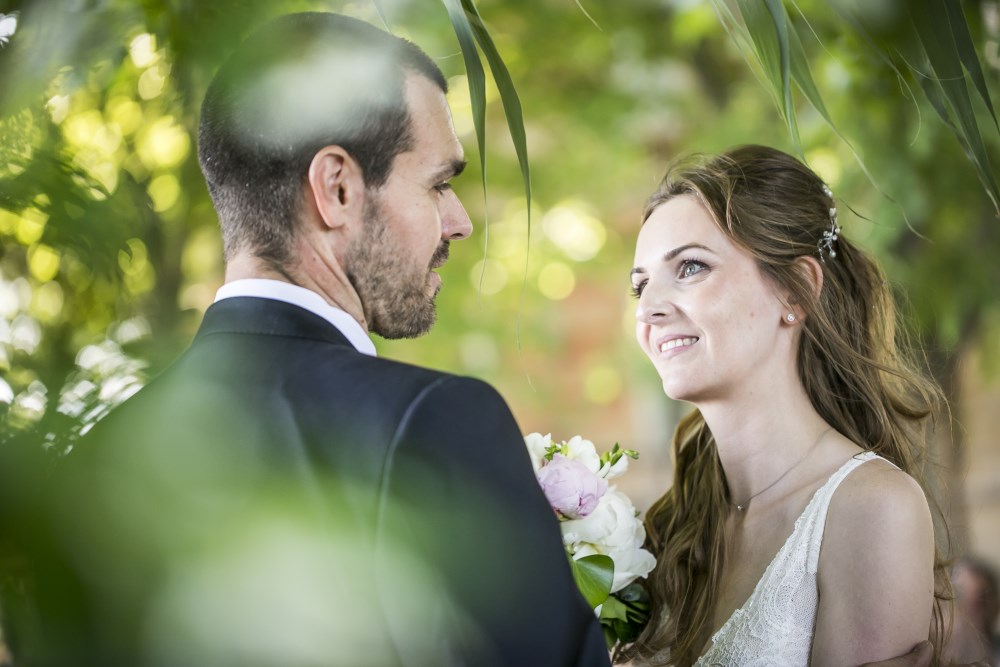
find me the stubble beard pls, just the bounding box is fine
[346,194,449,340]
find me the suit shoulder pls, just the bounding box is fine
[332,354,506,411]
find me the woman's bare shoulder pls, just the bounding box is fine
[811,454,935,664]
[829,455,930,527]
[821,453,934,576]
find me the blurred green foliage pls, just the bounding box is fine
[1,2,998,661]
[0,0,997,452]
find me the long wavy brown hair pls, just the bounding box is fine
[617,145,950,666]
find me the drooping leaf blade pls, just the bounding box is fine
[822,2,924,144]
[440,0,487,189]
[370,0,389,31]
[573,0,602,32]
[910,0,1000,214]
[457,0,535,357]
[459,0,531,232]
[784,8,893,206]
[942,0,999,132]
[734,0,801,151]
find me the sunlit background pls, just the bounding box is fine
[1,0,999,656]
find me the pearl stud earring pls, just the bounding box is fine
[786,313,795,323]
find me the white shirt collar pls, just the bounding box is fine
[214,279,377,357]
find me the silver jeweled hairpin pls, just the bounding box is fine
[817,184,840,262]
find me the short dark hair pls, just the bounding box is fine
[197,13,447,266]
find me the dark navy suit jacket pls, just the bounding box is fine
[39,297,610,667]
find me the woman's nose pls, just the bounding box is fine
[635,283,674,325]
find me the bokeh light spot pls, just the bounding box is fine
[543,202,607,262]
[584,365,623,405]
[138,65,167,100]
[120,238,156,295]
[538,262,576,300]
[446,75,474,138]
[458,332,500,373]
[108,96,143,136]
[149,173,180,212]
[469,260,509,295]
[31,281,65,323]
[137,117,190,169]
[16,207,47,244]
[28,244,61,282]
[129,33,158,68]
[806,148,843,188]
[46,95,71,124]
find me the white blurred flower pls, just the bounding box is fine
[112,317,151,344]
[11,314,41,354]
[523,432,553,473]
[0,13,17,48]
[0,377,13,404]
[12,382,47,422]
[99,373,142,405]
[0,279,19,320]
[563,435,601,474]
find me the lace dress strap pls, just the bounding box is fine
[689,450,893,667]
[803,451,888,572]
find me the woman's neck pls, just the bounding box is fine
[697,375,830,509]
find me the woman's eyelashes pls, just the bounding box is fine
[631,258,711,295]
[433,182,453,194]
[677,258,709,279]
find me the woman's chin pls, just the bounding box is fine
[660,380,701,404]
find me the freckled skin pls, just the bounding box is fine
[631,195,789,405]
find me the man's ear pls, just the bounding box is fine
[306,146,366,231]
[783,255,825,322]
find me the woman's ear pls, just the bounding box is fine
[782,255,824,324]
[305,145,366,231]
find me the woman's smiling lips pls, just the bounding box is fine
[654,335,700,357]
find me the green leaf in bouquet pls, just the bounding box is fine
[600,442,639,469]
[569,554,613,609]
[598,582,651,649]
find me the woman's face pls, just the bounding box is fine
[631,194,793,403]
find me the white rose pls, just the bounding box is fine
[599,454,630,480]
[606,543,656,593]
[523,432,553,473]
[562,489,655,592]
[559,488,632,548]
[564,435,601,474]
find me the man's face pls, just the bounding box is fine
[345,73,472,339]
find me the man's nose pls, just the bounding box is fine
[441,191,473,241]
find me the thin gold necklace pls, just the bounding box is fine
[730,427,832,512]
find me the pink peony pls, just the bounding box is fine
[537,454,608,519]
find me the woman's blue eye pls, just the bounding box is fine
[679,260,708,279]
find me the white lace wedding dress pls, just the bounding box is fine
[691,451,887,666]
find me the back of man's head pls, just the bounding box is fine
[197,13,447,268]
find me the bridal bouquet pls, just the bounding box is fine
[524,433,655,648]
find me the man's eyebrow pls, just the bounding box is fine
[432,159,466,182]
[630,243,716,277]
